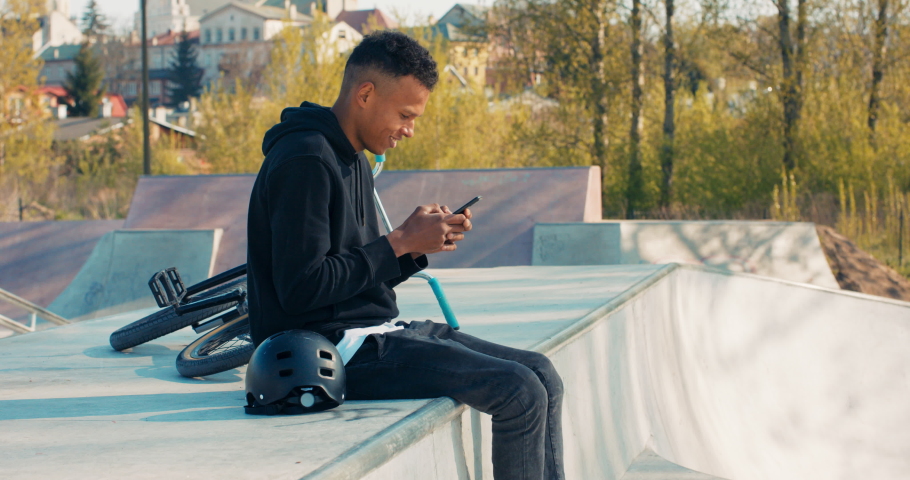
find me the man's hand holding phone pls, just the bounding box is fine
[387,198,478,257]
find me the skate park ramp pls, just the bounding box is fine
[2,264,908,479]
[46,229,221,321]
[533,220,840,288]
[123,167,601,272]
[0,220,122,322]
[124,174,254,275]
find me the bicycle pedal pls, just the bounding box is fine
[148,267,187,308]
[192,317,225,334]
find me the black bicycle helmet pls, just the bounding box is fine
[244,330,345,415]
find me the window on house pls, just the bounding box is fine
[338,29,346,39]
[463,67,468,76]
[253,27,260,40]
[463,48,468,57]
[474,67,479,76]
[150,81,161,95]
[472,48,479,57]
[241,27,247,40]
[228,28,235,42]
[216,28,223,43]
[205,29,211,43]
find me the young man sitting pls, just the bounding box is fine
[246,31,565,480]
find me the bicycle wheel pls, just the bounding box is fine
[176,314,254,378]
[109,277,247,351]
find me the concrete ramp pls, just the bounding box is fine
[124,175,254,274]
[123,167,601,271]
[374,167,602,267]
[47,229,221,321]
[0,220,122,321]
[2,265,908,479]
[533,221,839,287]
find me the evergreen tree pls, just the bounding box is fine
[81,0,109,42]
[167,31,204,107]
[64,44,106,117]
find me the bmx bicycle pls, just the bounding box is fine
[109,153,460,377]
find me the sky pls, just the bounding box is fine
[69,0,476,31]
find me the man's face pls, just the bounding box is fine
[357,75,430,155]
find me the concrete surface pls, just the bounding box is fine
[533,220,839,287]
[620,449,728,480]
[3,264,908,479]
[46,229,221,321]
[0,220,122,321]
[123,167,600,273]
[0,265,660,479]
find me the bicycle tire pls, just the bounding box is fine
[109,277,247,351]
[176,314,254,378]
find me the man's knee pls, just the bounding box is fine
[495,363,549,417]
[524,352,564,400]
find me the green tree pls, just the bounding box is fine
[167,31,204,107]
[64,43,106,117]
[0,0,58,219]
[80,0,109,42]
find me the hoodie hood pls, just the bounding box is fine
[261,102,357,163]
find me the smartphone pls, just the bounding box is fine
[452,196,482,215]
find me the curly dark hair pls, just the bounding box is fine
[343,31,438,91]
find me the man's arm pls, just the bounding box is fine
[386,254,428,289]
[268,157,402,315]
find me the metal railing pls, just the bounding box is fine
[0,287,69,334]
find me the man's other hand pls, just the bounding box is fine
[387,204,473,257]
[439,204,472,247]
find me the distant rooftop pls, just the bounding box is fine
[53,117,128,142]
[336,9,398,35]
[435,3,488,42]
[38,44,82,62]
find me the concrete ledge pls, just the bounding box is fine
[532,220,839,288]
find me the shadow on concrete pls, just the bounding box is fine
[82,344,243,384]
[0,391,242,421]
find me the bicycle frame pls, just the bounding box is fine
[372,154,460,329]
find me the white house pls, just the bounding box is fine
[32,0,83,54]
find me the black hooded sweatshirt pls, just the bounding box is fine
[247,102,427,346]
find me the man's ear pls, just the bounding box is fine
[355,82,375,109]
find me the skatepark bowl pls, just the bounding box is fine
[1,264,908,479]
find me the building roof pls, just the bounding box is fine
[435,4,488,42]
[433,23,484,43]
[38,44,82,62]
[335,9,398,34]
[257,0,315,15]
[106,94,128,118]
[149,29,201,46]
[149,116,197,137]
[199,1,310,22]
[53,117,128,142]
[39,86,69,98]
[437,3,489,28]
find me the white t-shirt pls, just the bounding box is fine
[335,322,404,365]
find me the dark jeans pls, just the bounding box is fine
[345,320,565,480]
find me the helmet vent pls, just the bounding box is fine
[277,351,292,360]
[279,369,294,377]
[318,350,333,360]
[319,368,334,378]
